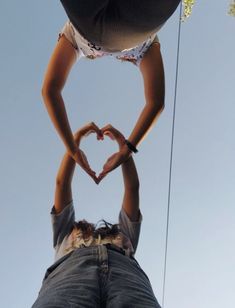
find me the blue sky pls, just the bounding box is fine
[0,1,234,307]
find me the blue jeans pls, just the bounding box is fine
[32,245,161,307]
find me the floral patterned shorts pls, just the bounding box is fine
[59,21,160,66]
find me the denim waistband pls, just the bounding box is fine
[43,244,131,281]
[103,243,126,256]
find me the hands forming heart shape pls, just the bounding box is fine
[72,122,131,184]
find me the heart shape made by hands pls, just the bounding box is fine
[80,131,119,182]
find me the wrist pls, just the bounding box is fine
[74,133,82,145]
[124,139,138,154]
[68,143,79,157]
[120,143,132,157]
[117,138,126,150]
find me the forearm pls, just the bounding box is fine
[54,136,81,213]
[111,135,139,187]
[42,90,77,156]
[121,156,139,190]
[128,42,165,148]
[121,153,140,221]
[56,134,82,184]
[54,152,76,213]
[56,152,76,186]
[127,101,164,147]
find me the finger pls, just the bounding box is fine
[88,172,99,184]
[79,150,94,172]
[102,126,124,143]
[103,154,119,170]
[81,122,103,139]
[89,122,103,140]
[101,163,113,175]
[100,124,114,135]
[103,131,115,140]
[88,170,101,185]
[101,124,120,135]
[80,155,96,176]
[86,168,96,177]
[103,160,120,173]
[91,173,100,184]
[81,153,89,167]
[102,162,112,172]
[79,156,91,170]
[84,129,96,137]
[94,177,100,185]
[73,151,92,173]
[109,153,118,160]
[79,159,96,177]
[97,172,107,182]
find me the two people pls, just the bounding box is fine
[42,0,181,182]
[32,123,161,307]
[34,1,182,306]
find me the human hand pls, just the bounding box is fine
[72,122,103,184]
[74,122,103,145]
[101,124,126,149]
[72,148,99,184]
[97,125,131,182]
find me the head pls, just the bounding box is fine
[73,219,120,239]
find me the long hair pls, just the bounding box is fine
[73,219,120,239]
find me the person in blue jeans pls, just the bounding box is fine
[32,122,161,307]
[42,1,181,183]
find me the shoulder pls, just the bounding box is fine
[119,207,143,224]
[51,200,75,220]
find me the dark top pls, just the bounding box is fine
[60,0,180,50]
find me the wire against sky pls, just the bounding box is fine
[162,1,183,307]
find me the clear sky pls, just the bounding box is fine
[0,1,234,307]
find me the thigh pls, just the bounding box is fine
[32,253,100,308]
[105,252,161,308]
[116,0,181,29]
[60,0,109,18]
[60,0,180,30]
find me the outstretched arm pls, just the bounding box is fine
[98,43,165,179]
[54,150,76,215]
[42,35,77,156]
[42,35,102,180]
[129,42,165,146]
[121,152,140,221]
[100,125,139,221]
[54,122,102,214]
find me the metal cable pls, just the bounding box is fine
[162,2,183,307]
